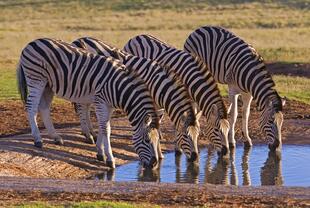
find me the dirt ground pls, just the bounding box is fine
[0,63,310,207]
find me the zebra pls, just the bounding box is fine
[184,26,284,150]
[123,35,230,157]
[71,37,201,162]
[16,38,161,169]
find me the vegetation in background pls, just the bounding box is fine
[0,0,309,103]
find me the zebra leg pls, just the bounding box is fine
[39,87,64,145]
[76,103,95,144]
[94,101,114,168]
[157,109,165,159]
[26,81,47,148]
[174,131,182,156]
[158,130,165,159]
[228,88,240,148]
[241,93,253,147]
[86,105,97,142]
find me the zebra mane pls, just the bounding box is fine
[218,101,228,120]
[141,34,172,48]
[270,91,283,112]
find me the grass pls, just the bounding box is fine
[13,200,159,208]
[218,75,310,105]
[0,0,309,103]
[274,75,310,104]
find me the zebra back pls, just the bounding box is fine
[184,26,282,112]
[72,37,199,132]
[19,38,160,130]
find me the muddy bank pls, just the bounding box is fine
[0,177,309,207]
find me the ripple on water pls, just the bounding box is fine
[92,144,310,186]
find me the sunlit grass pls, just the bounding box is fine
[0,0,309,104]
[274,75,310,104]
[218,76,310,105]
[13,200,159,208]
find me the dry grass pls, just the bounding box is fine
[0,0,309,103]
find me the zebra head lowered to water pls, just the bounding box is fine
[184,26,284,150]
[71,37,201,162]
[16,38,161,169]
[123,35,230,157]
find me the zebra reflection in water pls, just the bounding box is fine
[94,169,115,181]
[137,160,162,182]
[204,147,230,185]
[242,146,252,186]
[92,146,283,185]
[261,150,283,186]
[175,155,199,184]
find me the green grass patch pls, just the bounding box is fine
[218,75,310,105]
[0,69,19,99]
[274,75,310,104]
[13,200,159,208]
[0,0,309,103]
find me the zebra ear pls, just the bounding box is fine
[156,109,165,123]
[144,114,152,126]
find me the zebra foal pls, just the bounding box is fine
[184,26,284,150]
[71,37,201,162]
[17,38,160,168]
[124,35,230,157]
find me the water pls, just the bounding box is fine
[93,145,310,186]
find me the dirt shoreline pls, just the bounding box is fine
[0,177,309,207]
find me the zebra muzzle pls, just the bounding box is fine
[143,156,158,169]
[187,152,198,162]
[217,145,229,158]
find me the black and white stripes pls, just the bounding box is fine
[124,35,230,156]
[17,38,160,168]
[184,26,284,150]
[72,37,201,162]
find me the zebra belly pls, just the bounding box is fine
[54,92,96,104]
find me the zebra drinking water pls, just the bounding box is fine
[71,37,201,162]
[17,38,160,168]
[184,26,284,150]
[124,35,230,157]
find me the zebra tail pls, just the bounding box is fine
[16,61,28,104]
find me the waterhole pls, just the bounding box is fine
[93,145,310,186]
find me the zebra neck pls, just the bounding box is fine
[256,88,282,112]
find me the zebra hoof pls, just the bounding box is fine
[34,141,43,148]
[96,154,106,162]
[175,150,182,157]
[54,139,64,146]
[244,141,252,148]
[106,160,115,169]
